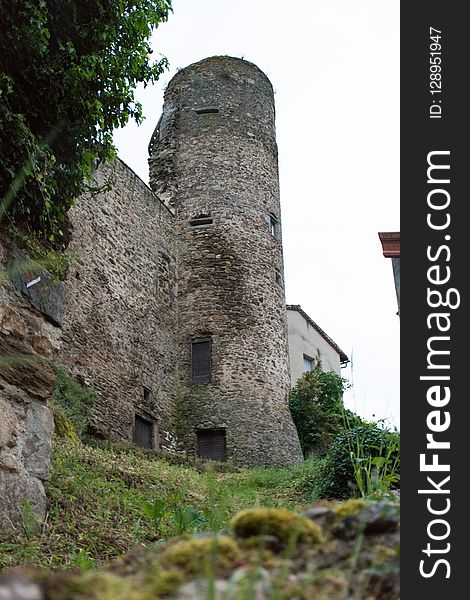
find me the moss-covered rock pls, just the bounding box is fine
[45,572,145,600]
[161,536,240,575]
[52,406,80,442]
[0,500,400,599]
[333,498,367,520]
[231,507,323,547]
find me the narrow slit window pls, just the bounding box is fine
[195,107,220,115]
[274,269,282,286]
[189,214,213,228]
[197,429,226,461]
[191,338,212,384]
[133,414,154,449]
[268,213,279,238]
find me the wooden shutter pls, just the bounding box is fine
[197,429,226,461]
[191,339,211,384]
[133,415,153,449]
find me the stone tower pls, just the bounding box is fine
[149,56,302,466]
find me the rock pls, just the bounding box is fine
[333,500,400,540]
[231,507,323,547]
[23,402,54,480]
[0,572,43,600]
[8,246,65,328]
[0,499,400,599]
[0,473,46,535]
[0,238,58,536]
[361,502,400,535]
[0,336,56,402]
[176,579,229,600]
[302,505,335,530]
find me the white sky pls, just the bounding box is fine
[113,0,400,428]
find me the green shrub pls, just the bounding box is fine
[51,368,98,440]
[288,364,354,457]
[314,423,400,500]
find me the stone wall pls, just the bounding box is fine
[0,156,179,533]
[149,56,303,466]
[0,237,57,535]
[61,159,178,450]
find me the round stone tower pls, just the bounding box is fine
[149,56,303,466]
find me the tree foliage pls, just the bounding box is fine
[0,0,171,248]
[289,363,356,458]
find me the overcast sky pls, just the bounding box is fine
[113,0,400,427]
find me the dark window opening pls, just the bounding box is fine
[197,429,226,461]
[133,414,154,449]
[268,213,279,238]
[195,107,220,115]
[143,386,153,406]
[274,269,282,286]
[191,338,212,384]
[189,214,213,228]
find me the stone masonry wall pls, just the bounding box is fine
[60,159,178,450]
[150,56,303,466]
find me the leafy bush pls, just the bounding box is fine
[51,368,98,440]
[314,423,400,500]
[289,364,354,457]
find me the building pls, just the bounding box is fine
[286,305,349,386]
[378,232,400,315]
[2,57,303,475]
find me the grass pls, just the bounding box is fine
[0,438,323,571]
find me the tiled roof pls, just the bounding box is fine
[378,232,400,258]
[286,305,349,364]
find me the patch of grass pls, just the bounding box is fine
[0,439,323,571]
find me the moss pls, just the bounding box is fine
[231,508,323,547]
[333,499,367,520]
[52,406,80,442]
[370,544,398,565]
[46,572,145,600]
[143,568,183,596]
[46,568,185,600]
[303,570,349,600]
[162,536,240,575]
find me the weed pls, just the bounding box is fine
[1,438,321,570]
[20,499,40,539]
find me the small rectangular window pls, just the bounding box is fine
[197,429,226,461]
[189,216,213,228]
[191,338,212,384]
[143,386,153,406]
[195,107,220,115]
[133,414,154,449]
[303,355,314,372]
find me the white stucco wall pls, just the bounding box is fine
[287,308,342,387]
